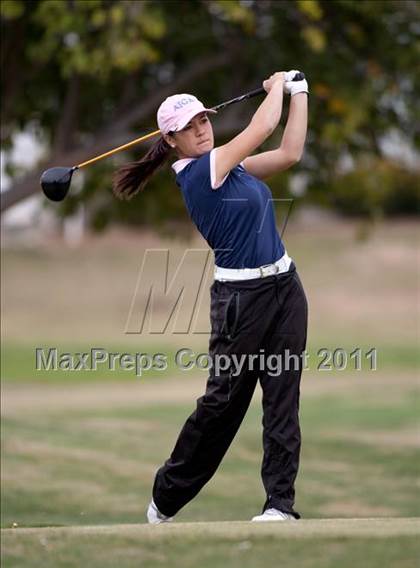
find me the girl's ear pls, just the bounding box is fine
[163,133,176,148]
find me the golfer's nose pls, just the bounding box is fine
[194,123,205,137]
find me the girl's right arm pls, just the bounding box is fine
[213,73,285,187]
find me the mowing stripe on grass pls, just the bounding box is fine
[2,518,419,539]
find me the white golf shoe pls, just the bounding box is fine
[251,508,297,522]
[147,500,174,524]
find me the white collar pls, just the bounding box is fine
[172,158,196,174]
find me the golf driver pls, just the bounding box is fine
[40,72,305,202]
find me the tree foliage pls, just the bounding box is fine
[1,0,419,223]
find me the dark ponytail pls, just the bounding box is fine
[112,136,172,200]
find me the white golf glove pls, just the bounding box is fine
[283,69,309,96]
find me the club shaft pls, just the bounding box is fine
[76,129,161,169]
[211,88,266,112]
[211,73,305,111]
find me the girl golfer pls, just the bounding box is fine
[114,70,309,523]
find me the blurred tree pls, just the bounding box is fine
[330,156,420,217]
[1,0,419,223]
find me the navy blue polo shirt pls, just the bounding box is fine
[173,150,285,269]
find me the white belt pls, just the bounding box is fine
[214,252,292,282]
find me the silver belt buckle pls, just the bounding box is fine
[259,263,279,278]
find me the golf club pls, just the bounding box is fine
[40,72,305,202]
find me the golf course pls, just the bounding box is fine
[1,219,419,567]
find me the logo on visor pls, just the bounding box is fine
[173,97,195,111]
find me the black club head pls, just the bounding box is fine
[40,167,76,202]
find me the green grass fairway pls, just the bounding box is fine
[2,519,419,568]
[2,222,419,567]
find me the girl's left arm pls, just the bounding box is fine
[242,93,308,180]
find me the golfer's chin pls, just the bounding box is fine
[195,140,213,155]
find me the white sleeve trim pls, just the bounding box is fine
[210,149,229,190]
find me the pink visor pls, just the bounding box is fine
[157,94,217,135]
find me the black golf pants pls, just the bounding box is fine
[152,262,308,519]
